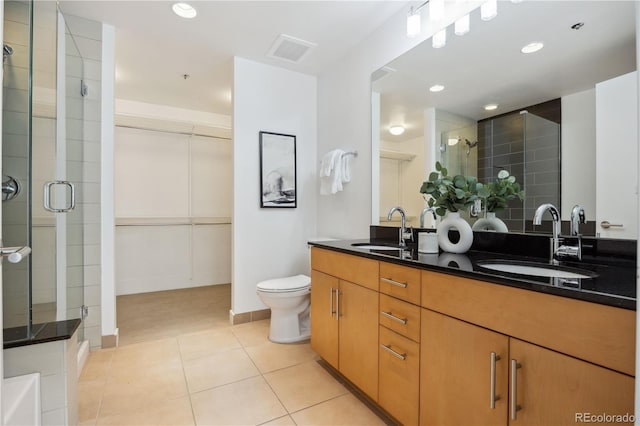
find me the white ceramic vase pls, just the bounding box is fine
[437,211,473,254]
[472,212,509,233]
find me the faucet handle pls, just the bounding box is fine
[404,226,414,241]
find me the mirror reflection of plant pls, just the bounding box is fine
[484,170,525,212]
[420,161,486,217]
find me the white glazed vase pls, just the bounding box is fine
[437,211,473,254]
[472,212,509,233]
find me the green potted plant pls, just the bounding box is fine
[419,161,484,217]
[420,162,484,253]
[473,170,525,232]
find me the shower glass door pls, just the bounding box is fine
[2,0,86,344]
[62,16,85,340]
[2,0,35,341]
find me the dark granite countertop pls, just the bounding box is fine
[4,319,82,349]
[309,238,636,310]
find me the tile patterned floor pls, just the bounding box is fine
[78,285,388,426]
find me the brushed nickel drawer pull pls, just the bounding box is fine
[381,277,408,288]
[510,359,522,420]
[490,352,501,409]
[600,221,623,229]
[330,287,335,317]
[380,344,407,360]
[380,311,408,325]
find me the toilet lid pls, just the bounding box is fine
[257,274,311,292]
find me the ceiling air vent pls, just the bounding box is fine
[267,34,317,64]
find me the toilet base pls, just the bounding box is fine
[268,305,310,344]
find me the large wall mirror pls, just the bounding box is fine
[372,1,637,239]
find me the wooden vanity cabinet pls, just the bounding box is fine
[309,270,339,368]
[378,262,422,425]
[311,247,635,425]
[420,270,635,425]
[310,248,380,401]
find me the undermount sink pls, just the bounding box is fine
[351,242,404,251]
[476,260,598,279]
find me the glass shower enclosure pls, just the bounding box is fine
[3,0,87,344]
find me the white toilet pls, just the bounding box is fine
[256,274,311,343]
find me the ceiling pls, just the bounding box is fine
[58,0,407,116]
[374,1,637,142]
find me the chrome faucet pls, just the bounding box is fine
[387,206,413,248]
[570,205,586,236]
[533,203,561,262]
[533,203,583,262]
[420,207,437,228]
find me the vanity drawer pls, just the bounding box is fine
[311,247,379,291]
[379,293,420,342]
[378,325,420,426]
[379,262,421,304]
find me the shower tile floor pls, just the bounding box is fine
[78,284,389,426]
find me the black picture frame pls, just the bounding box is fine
[259,131,297,208]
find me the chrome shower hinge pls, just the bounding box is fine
[80,80,88,97]
[81,305,89,320]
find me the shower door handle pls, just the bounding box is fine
[44,181,75,213]
[0,246,31,263]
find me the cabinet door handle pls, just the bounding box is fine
[336,289,340,320]
[510,359,522,420]
[381,277,408,288]
[380,311,407,325]
[600,221,624,229]
[380,343,407,361]
[490,352,501,409]
[329,287,335,318]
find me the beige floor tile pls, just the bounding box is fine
[290,393,386,426]
[97,396,195,426]
[99,362,188,417]
[178,328,241,361]
[231,319,271,347]
[80,349,114,383]
[191,376,287,425]
[259,415,297,426]
[78,380,104,423]
[184,347,260,393]
[110,337,181,370]
[264,361,348,412]
[245,341,319,373]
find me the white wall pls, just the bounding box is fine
[561,89,596,220]
[232,57,317,315]
[317,2,481,238]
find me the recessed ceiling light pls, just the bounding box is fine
[429,84,445,92]
[172,2,197,19]
[484,104,499,111]
[389,126,405,136]
[521,42,544,54]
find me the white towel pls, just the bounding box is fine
[320,149,345,195]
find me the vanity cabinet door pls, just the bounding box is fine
[509,338,634,425]
[339,279,379,401]
[310,270,339,369]
[420,309,509,426]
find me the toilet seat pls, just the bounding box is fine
[257,274,311,293]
